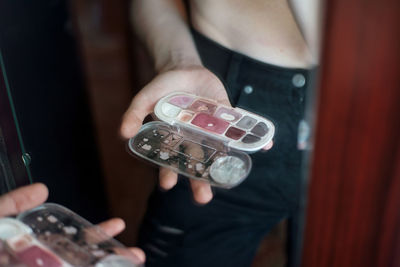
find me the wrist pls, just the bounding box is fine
[155,49,203,73]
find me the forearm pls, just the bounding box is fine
[131,0,202,72]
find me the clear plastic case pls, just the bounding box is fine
[128,92,275,188]
[0,204,143,267]
[154,92,275,152]
[128,121,252,188]
[0,218,31,266]
[1,239,28,266]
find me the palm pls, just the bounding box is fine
[121,66,229,204]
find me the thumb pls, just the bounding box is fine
[120,91,154,139]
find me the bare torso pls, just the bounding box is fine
[189,0,317,68]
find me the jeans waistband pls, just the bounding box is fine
[191,28,313,89]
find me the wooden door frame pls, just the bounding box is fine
[300,0,400,266]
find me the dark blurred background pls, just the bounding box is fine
[0,1,287,266]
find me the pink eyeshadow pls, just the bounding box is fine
[225,127,246,140]
[17,245,62,267]
[215,107,242,122]
[189,100,217,114]
[168,95,194,108]
[191,113,229,134]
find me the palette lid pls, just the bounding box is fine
[128,121,252,188]
[154,92,275,152]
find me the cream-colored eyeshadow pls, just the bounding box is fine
[220,113,235,121]
[161,102,181,118]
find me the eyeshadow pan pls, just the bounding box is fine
[7,235,33,252]
[161,102,181,118]
[189,100,217,114]
[191,113,230,134]
[0,219,31,240]
[251,122,269,137]
[178,111,194,122]
[168,95,194,108]
[242,134,261,144]
[225,127,246,140]
[215,107,242,122]
[17,245,63,267]
[236,116,257,129]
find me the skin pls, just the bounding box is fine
[189,0,318,67]
[0,183,145,263]
[122,0,318,204]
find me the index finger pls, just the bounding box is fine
[0,183,49,218]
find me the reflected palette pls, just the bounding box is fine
[0,205,143,267]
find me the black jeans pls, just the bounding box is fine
[138,29,312,267]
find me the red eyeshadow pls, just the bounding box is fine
[191,113,229,134]
[17,245,63,267]
[225,127,246,140]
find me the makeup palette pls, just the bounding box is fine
[128,92,275,188]
[0,204,143,267]
[154,92,275,152]
[128,122,252,188]
[0,218,65,267]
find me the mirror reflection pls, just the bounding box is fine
[0,0,322,266]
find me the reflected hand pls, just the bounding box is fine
[0,184,145,264]
[0,183,48,218]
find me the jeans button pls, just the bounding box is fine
[292,73,306,88]
[243,85,253,94]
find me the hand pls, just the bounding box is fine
[0,183,49,217]
[121,66,230,204]
[121,65,273,204]
[0,184,145,264]
[96,218,146,263]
